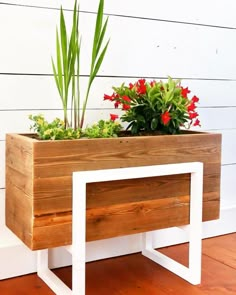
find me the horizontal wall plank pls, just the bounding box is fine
[221,165,236,207]
[6,0,236,28]
[0,6,236,79]
[220,130,236,165]
[198,108,236,130]
[0,107,235,141]
[0,189,5,226]
[0,142,5,189]
[1,76,236,110]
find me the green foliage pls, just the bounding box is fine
[84,120,122,138]
[80,0,110,128]
[29,114,81,140]
[104,77,200,135]
[29,115,122,140]
[51,0,79,128]
[51,0,109,130]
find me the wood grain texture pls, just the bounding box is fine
[5,131,221,249]
[202,234,236,269]
[86,195,190,241]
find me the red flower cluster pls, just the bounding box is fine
[104,92,131,111]
[136,79,146,94]
[185,92,200,127]
[104,77,201,133]
[179,87,200,127]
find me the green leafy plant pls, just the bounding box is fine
[29,114,81,140]
[84,118,122,138]
[29,114,122,139]
[104,77,200,135]
[52,0,109,130]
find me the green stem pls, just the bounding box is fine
[80,82,91,129]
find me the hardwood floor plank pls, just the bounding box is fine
[200,255,236,295]
[202,233,236,269]
[0,273,55,295]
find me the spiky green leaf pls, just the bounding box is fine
[51,57,62,98]
[55,29,63,98]
[60,6,68,88]
[89,40,109,84]
[95,17,109,59]
[91,0,104,69]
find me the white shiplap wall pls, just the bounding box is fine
[1,0,236,279]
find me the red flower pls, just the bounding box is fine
[138,78,146,84]
[161,111,171,125]
[110,114,119,121]
[122,96,131,110]
[189,112,198,119]
[193,119,201,126]
[122,95,131,103]
[136,79,146,94]
[150,80,156,87]
[129,83,134,89]
[192,95,199,103]
[181,87,190,98]
[122,104,131,110]
[104,93,114,101]
[187,102,196,112]
[114,101,120,108]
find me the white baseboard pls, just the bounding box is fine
[1,206,235,280]
[0,229,36,280]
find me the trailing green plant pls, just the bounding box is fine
[83,117,122,138]
[104,77,200,135]
[29,114,81,140]
[52,0,109,130]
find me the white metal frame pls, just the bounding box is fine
[37,162,203,294]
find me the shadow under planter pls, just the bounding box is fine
[5,131,221,250]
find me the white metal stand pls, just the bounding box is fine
[37,162,203,294]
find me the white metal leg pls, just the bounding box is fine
[37,249,72,295]
[37,162,203,294]
[72,176,86,295]
[142,163,203,285]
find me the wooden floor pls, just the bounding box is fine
[0,233,236,294]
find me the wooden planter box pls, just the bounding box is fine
[5,131,221,250]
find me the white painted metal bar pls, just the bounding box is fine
[142,162,203,285]
[72,177,86,295]
[37,162,203,294]
[37,250,72,295]
[188,166,204,284]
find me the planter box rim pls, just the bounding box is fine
[7,130,220,143]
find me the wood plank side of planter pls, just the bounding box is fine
[86,195,191,241]
[5,132,222,250]
[5,182,33,248]
[5,134,34,249]
[30,191,219,248]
